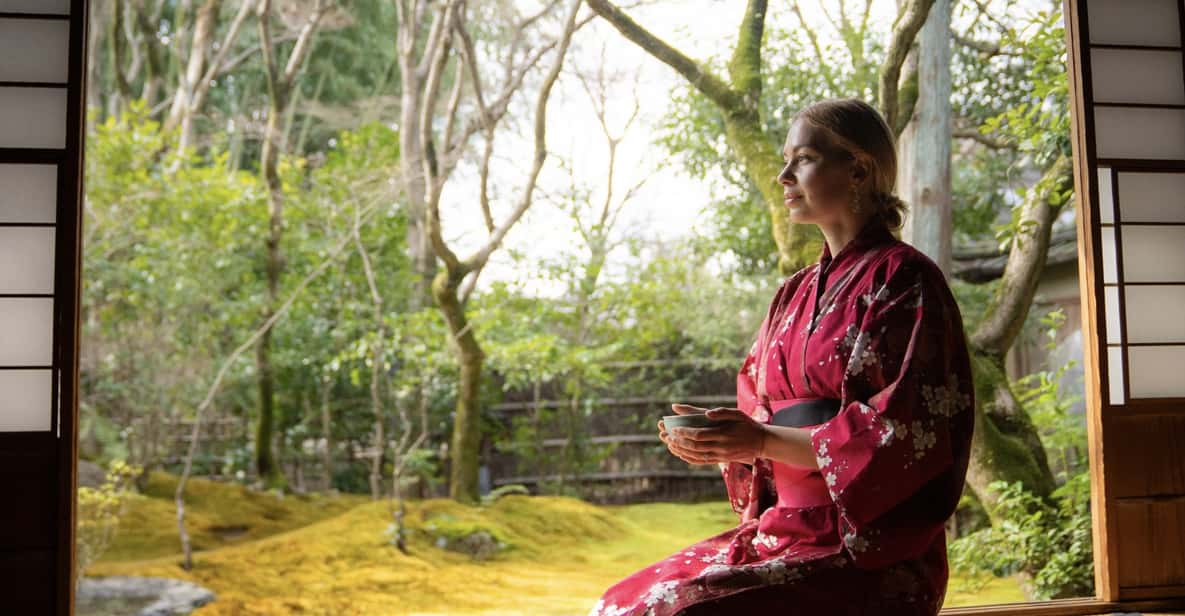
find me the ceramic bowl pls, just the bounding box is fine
[662,413,726,429]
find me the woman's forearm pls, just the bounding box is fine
[759,424,820,470]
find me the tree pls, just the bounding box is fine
[896,0,953,269]
[395,0,585,503]
[162,0,257,153]
[586,0,934,274]
[253,0,332,486]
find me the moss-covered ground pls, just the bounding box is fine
[88,478,1025,614]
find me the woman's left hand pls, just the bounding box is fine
[659,404,768,465]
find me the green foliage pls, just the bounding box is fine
[951,308,1092,599]
[483,238,774,496]
[83,103,266,475]
[969,9,1074,251]
[948,475,1093,599]
[652,11,889,276]
[76,460,142,582]
[1013,308,1085,478]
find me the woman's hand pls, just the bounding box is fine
[657,403,769,466]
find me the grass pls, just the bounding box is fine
[88,478,1027,614]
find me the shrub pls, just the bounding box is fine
[76,460,141,581]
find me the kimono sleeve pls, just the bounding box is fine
[721,324,775,523]
[809,256,975,569]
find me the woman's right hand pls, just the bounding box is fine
[659,403,766,466]
[658,403,702,465]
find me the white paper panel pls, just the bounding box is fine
[1094,107,1185,160]
[1097,167,1114,224]
[1117,172,1185,222]
[1101,225,1119,284]
[0,0,69,14]
[1128,345,1185,398]
[0,164,56,223]
[1108,345,1125,405]
[1122,225,1185,282]
[0,298,52,366]
[0,227,54,293]
[0,369,51,431]
[1087,0,1180,46]
[1090,49,1185,104]
[0,20,69,83]
[1125,285,1185,343]
[1105,285,1122,344]
[0,87,67,148]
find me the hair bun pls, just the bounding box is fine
[874,192,908,231]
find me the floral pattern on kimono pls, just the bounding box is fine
[590,219,975,616]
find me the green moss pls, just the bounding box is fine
[90,486,1026,614]
[100,471,368,561]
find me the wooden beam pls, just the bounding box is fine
[494,470,722,485]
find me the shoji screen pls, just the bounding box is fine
[0,0,85,612]
[1068,0,1185,602]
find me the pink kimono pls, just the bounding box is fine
[590,219,976,615]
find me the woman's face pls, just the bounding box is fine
[778,119,863,225]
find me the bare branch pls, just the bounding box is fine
[464,0,583,273]
[415,5,450,82]
[257,0,281,95]
[970,154,1073,355]
[954,126,1014,149]
[478,130,496,233]
[789,0,838,93]
[453,9,490,127]
[951,29,1021,57]
[217,34,299,75]
[458,261,485,306]
[438,10,600,179]
[585,0,741,110]
[283,0,330,85]
[192,0,256,111]
[440,48,466,166]
[421,0,465,272]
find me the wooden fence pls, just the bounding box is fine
[486,357,745,504]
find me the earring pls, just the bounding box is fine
[849,184,862,214]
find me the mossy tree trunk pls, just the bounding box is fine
[964,154,1074,514]
[253,0,328,488]
[432,269,486,504]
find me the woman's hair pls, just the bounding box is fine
[791,98,909,231]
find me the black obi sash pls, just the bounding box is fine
[769,398,841,428]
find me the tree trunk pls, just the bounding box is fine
[397,11,437,310]
[897,0,952,272]
[433,272,485,504]
[255,85,286,487]
[966,352,1058,512]
[320,377,334,490]
[252,0,326,489]
[964,155,1074,514]
[167,0,222,152]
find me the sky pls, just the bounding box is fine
[432,0,926,298]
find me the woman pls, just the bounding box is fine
[589,98,975,616]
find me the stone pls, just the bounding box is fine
[77,576,215,615]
